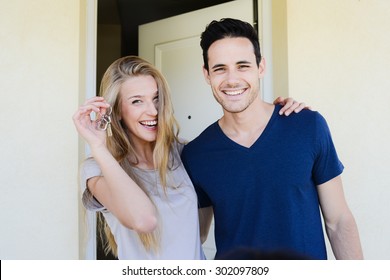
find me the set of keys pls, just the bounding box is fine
[96,107,113,137]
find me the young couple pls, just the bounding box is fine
[73,18,363,260]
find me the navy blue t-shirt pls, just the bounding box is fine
[181,105,344,259]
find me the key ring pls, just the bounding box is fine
[96,107,113,137]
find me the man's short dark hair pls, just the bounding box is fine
[200,18,262,71]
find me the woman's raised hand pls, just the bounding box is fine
[72,96,111,148]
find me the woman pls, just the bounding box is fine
[72,56,305,259]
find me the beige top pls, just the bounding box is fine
[80,141,205,260]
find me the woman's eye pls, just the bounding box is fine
[132,100,142,104]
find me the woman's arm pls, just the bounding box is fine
[73,97,158,233]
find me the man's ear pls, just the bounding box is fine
[202,66,211,85]
[258,57,266,78]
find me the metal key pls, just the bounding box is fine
[96,107,113,137]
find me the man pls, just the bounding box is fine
[181,18,363,260]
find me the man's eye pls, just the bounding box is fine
[214,68,225,72]
[238,65,250,69]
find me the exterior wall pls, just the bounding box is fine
[0,0,83,259]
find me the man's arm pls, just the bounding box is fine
[198,206,213,244]
[317,175,364,259]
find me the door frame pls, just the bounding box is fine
[83,0,98,260]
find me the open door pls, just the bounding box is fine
[139,0,259,259]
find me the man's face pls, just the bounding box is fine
[203,37,265,114]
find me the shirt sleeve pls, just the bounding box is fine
[312,113,344,185]
[79,157,105,211]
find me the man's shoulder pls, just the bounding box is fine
[298,109,328,126]
[288,107,322,119]
[279,108,326,126]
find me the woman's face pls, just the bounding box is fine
[119,75,159,145]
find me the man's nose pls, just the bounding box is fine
[226,69,240,85]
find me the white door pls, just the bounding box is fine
[139,0,257,260]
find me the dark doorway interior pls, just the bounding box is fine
[98,0,234,55]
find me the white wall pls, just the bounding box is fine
[0,0,83,259]
[285,0,390,259]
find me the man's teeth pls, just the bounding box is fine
[141,120,157,126]
[224,89,244,96]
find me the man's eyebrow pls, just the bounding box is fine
[237,60,252,64]
[211,63,225,70]
[211,60,252,69]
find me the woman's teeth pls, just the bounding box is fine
[140,120,157,127]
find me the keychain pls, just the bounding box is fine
[96,107,113,137]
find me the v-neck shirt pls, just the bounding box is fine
[181,105,344,259]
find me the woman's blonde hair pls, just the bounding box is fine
[97,56,180,257]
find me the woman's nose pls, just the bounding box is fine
[146,101,158,116]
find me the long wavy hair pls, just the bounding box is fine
[97,56,180,257]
